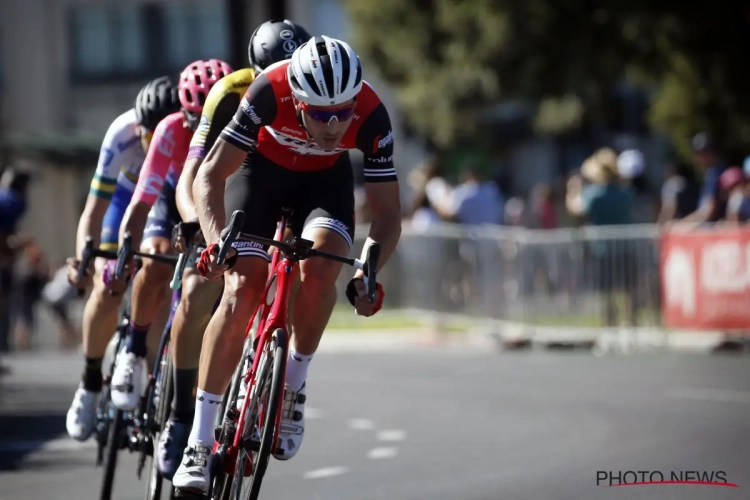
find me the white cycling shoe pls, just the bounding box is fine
[273,383,306,460]
[66,384,98,441]
[111,350,146,411]
[172,444,213,496]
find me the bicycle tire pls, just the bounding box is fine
[232,328,287,500]
[145,347,174,500]
[99,407,125,500]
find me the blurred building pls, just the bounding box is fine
[0,0,425,263]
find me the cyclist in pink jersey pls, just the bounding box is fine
[108,59,233,413]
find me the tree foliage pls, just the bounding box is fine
[342,0,750,159]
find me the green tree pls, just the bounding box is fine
[342,0,750,160]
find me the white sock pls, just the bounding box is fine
[187,389,223,447]
[285,346,313,390]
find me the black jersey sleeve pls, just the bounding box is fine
[355,103,398,183]
[219,73,277,152]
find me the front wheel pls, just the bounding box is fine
[230,328,287,500]
[145,348,174,500]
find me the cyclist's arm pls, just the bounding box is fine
[75,119,132,258]
[120,114,182,251]
[356,102,401,277]
[179,86,243,222]
[195,73,277,244]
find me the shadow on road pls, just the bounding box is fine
[0,380,72,471]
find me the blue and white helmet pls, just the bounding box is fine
[288,36,363,107]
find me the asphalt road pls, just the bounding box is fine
[1,345,749,500]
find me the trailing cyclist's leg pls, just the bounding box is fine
[67,257,121,441]
[111,236,173,410]
[157,268,222,478]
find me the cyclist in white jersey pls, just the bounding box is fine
[65,77,181,441]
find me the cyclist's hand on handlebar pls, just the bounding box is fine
[101,259,133,296]
[197,243,238,281]
[66,257,92,288]
[346,277,385,317]
[171,219,203,253]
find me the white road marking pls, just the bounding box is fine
[0,437,96,453]
[348,418,376,430]
[366,447,398,460]
[670,387,750,404]
[376,429,406,442]
[302,466,349,479]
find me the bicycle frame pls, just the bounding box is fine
[232,217,290,456]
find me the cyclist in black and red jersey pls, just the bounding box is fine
[173,36,402,494]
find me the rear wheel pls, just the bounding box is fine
[99,406,125,500]
[230,328,287,500]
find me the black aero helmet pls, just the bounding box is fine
[248,19,312,72]
[134,76,181,131]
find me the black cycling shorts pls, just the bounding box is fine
[144,182,181,242]
[224,151,355,261]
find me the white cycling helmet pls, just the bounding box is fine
[288,35,363,107]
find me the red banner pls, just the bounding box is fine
[661,227,750,331]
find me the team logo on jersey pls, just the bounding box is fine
[280,30,294,40]
[369,155,393,164]
[240,100,262,125]
[118,136,139,152]
[281,126,303,136]
[156,128,176,158]
[373,130,393,152]
[265,127,344,156]
[140,173,164,197]
[100,147,114,168]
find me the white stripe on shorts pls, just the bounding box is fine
[231,240,270,261]
[302,217,353,249]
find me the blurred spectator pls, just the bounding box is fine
[408,188,442,231]
[0,167,32,354]
[15,241,49,351]
[567,150,637,326]
[42,263,80,350]
[721,167,750,224]
[617,148,656,223]
[568,148,633,226]
[528,183,557,229]
[658,161,701,223]
[504,197,527,226]
[450,162,504,225]
[408,156,454,218]
[679,132,727,224]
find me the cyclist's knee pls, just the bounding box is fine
[300,258,340,290]
[138,237,174,284]
[222,257,268,311]
[181,269,221,319]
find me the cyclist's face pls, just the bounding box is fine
[136,125,153,153]
[299,98,356,151]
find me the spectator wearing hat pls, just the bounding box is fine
[567,148,634,226]
[679,132,728,224]
[567,149,637,326]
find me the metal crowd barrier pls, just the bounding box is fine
[338,223,663,330]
